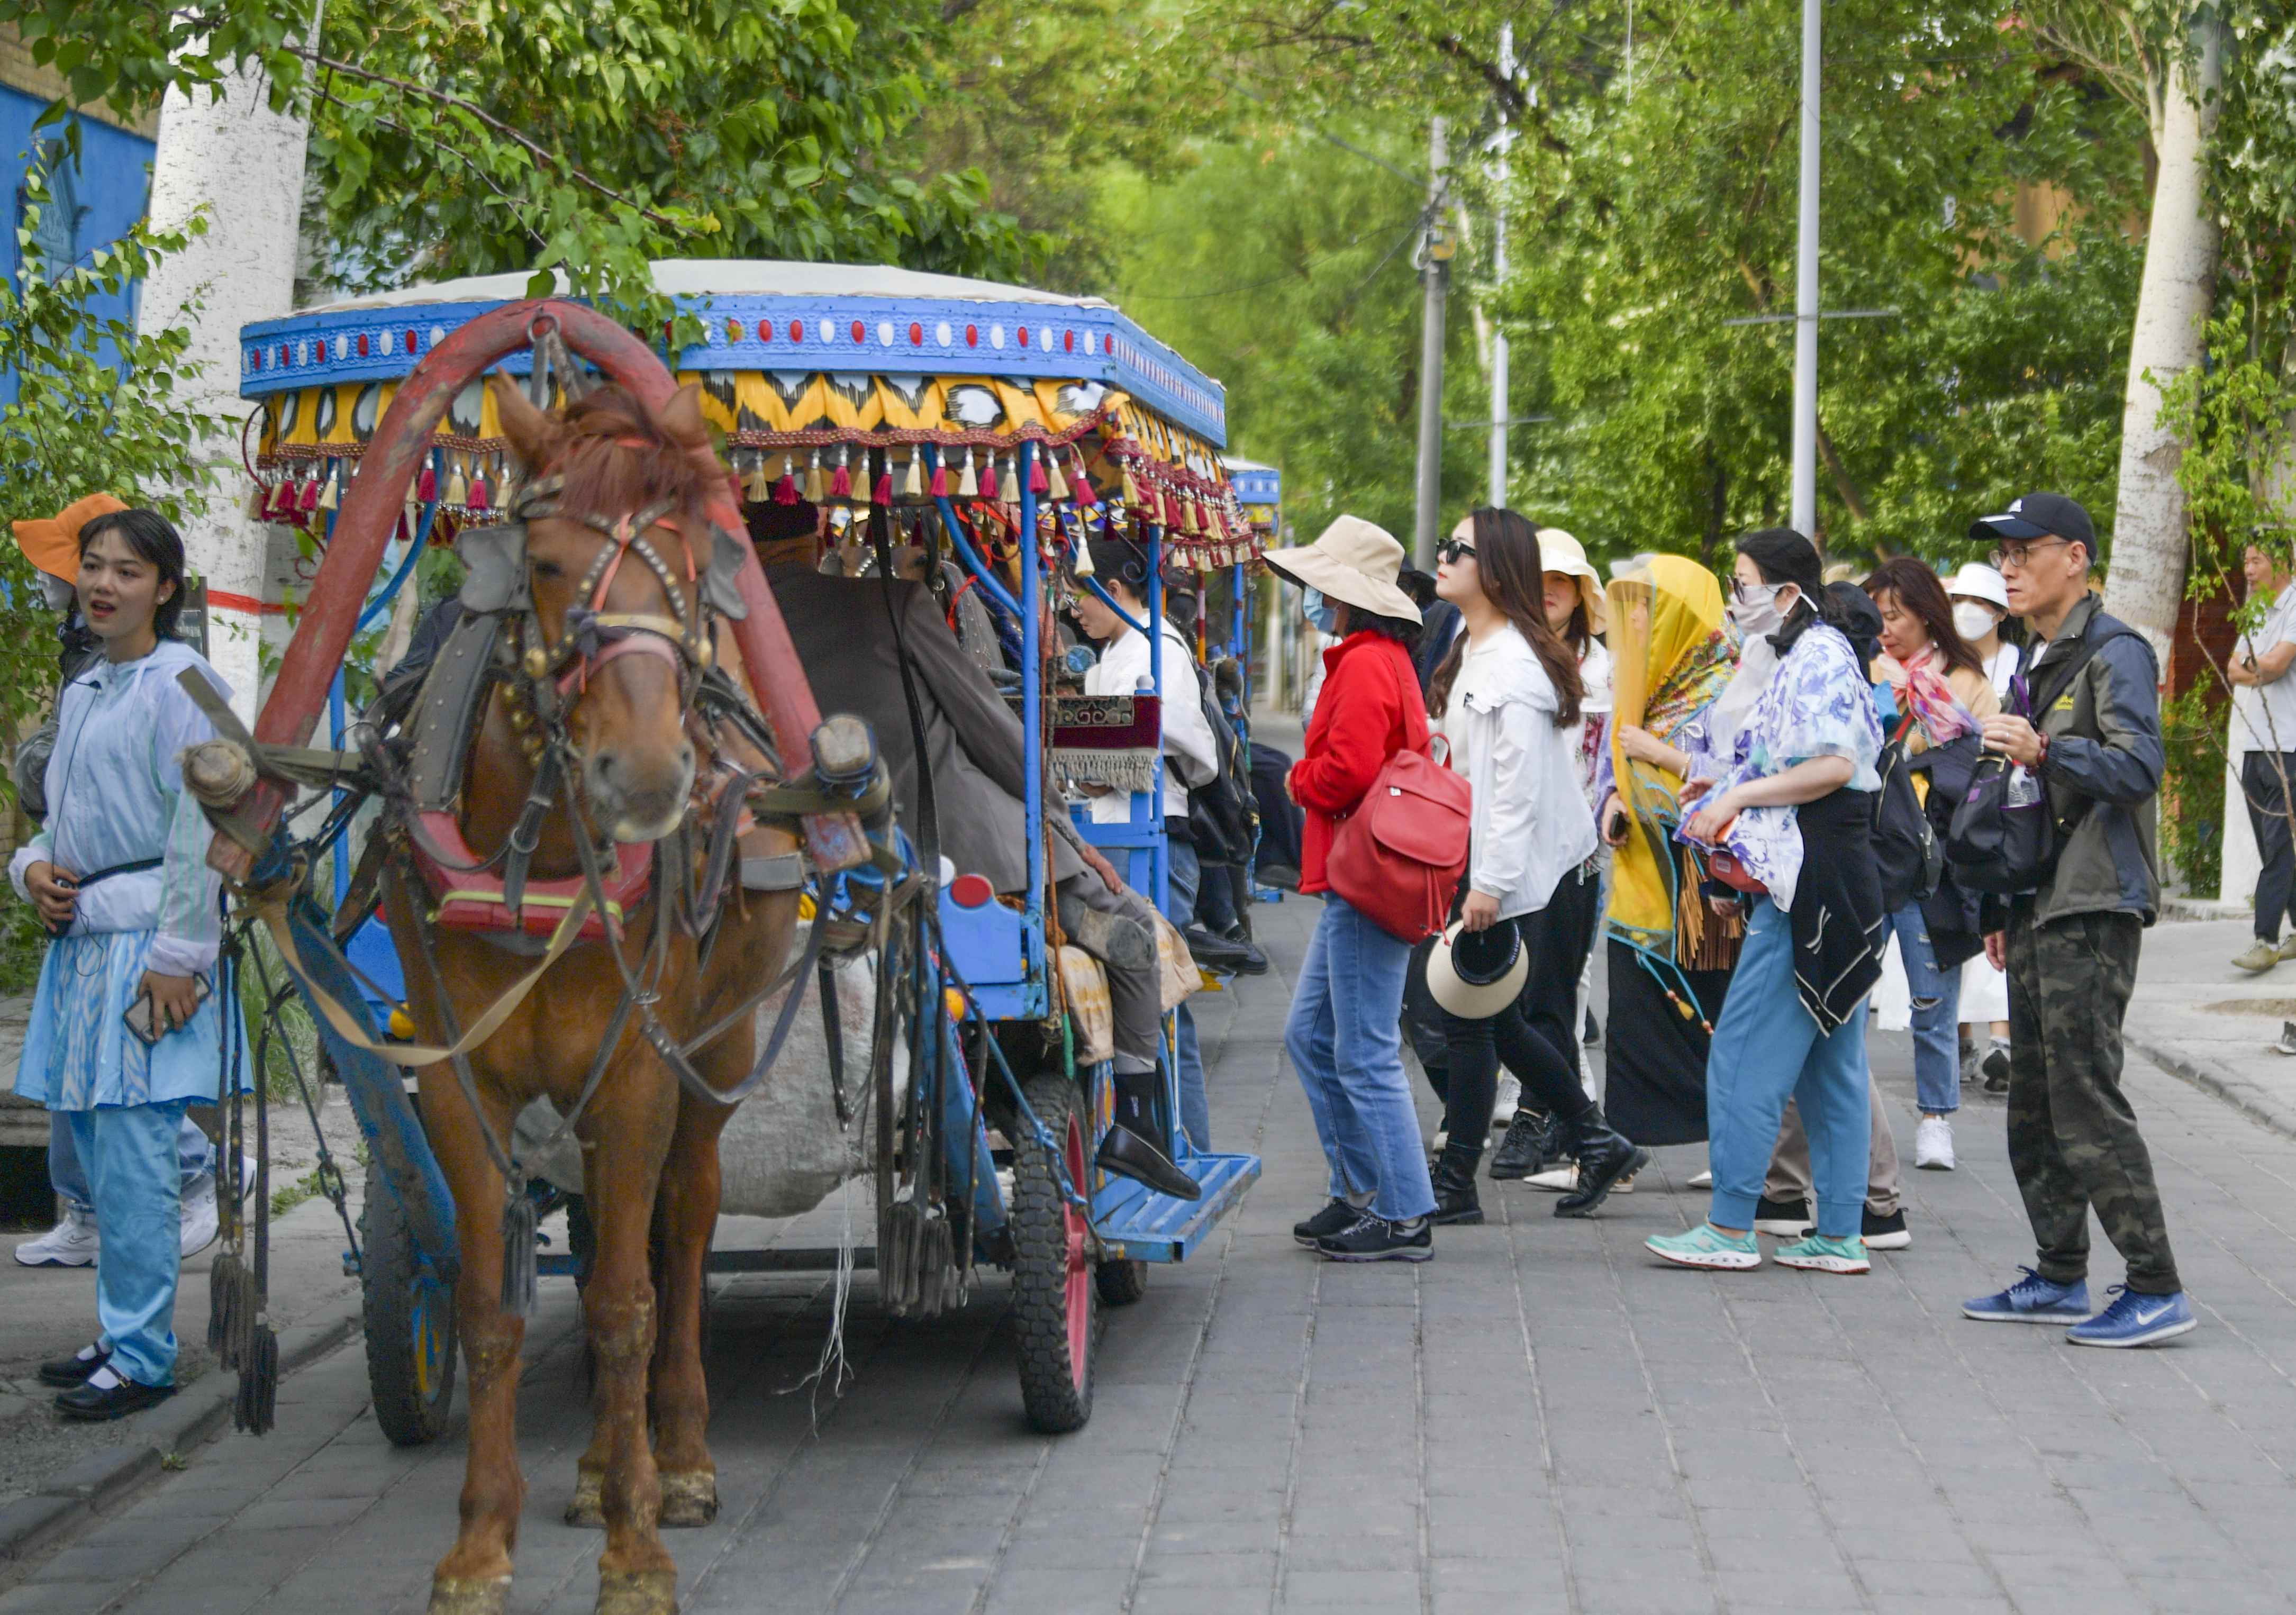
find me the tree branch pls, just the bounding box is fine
[1815,420,1870,523]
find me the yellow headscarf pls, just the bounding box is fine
[1603,556,1737,958]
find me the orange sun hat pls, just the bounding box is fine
[11,493,129,584]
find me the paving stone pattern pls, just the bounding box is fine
[4,901,2295,1614]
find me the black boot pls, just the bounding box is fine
[1555,1105,1650,1218]
[1095,1065,1202,1201]
[1431,1142,1485,1226]
[1490,1109,1562,1181]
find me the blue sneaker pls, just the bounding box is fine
[2065,1286,2197,1348]
[1962,1266,2091,1324]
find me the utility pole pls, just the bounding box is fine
[1412,117,1451,569]
[1487,28,1513,511]
[1789,0,1821,539]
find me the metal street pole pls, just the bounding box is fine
[1789,0,1821,538]
[1413,116,1450,569]
[1488,28,1513,511]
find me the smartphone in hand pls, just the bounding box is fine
[124,976,212,1046]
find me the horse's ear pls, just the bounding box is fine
[488,373,558,472]
[658,382,710,450]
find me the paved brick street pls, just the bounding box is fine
[3,896,2296,1615]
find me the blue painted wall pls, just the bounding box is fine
[1,84,157,403]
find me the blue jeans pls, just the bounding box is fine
[1162,838,1211,1150]
[1707,900,1872,1239]
[1885,902,1961,1115]
[50,1109,214,1217]
[63,1101,194,1386]
[1284,894,1435,1222]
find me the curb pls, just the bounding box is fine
[2128,1032,2296,1145]
[0,1291,363,1564]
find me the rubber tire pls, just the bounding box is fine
[1009,1074,1097,1433]
[1094,1258,1148,1308]
[360,1186,459,1447]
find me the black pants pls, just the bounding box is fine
[2244,751,2296,942]
[1439,913,1594,1151]
[1519,863,1603,1069]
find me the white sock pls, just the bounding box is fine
[74,1342,102,1364]
[85,1365,122,1391]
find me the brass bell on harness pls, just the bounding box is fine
[523,644,550,679]
[694,636,714,670]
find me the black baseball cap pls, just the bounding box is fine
[1968,492,2095,558]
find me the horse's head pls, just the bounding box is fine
[482,375,744,843]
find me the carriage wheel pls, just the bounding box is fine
[1009,1074,1097,1433]
[1094,1258,1149,1308]
[360,1185,459,1447]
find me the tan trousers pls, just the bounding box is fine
[1765,1074,1900,1216]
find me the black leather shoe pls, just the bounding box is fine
[1555,1106,1651,1218]
[1183,927,1258,974]
[55,1376,175,1422]
[1490,1110,1558,1181]
[1095,1123,1203,1201]
[37,1345,108,1388]
[1430,1144,1485,1225]
[1293,1197,1360,1248]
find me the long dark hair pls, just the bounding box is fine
[1864,556,1980,678]
[1332,600,1422,649]
[1735,527,1838,654]
[78,509,189,642]
[1428,509,1584,728]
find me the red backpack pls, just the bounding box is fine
[1324,648,1472,942]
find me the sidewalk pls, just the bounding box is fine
[2121,915,2296,1141]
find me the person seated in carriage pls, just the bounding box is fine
[747,502,1203,1202]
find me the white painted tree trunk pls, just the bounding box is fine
[134,36,317,728]
[2102,27,2224,661]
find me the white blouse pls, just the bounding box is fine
[1438,624,1598,921]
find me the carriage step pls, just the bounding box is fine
[1093,1151,1261,1264]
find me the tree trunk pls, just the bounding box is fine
[135,26,321,727]
[2102,23,2224,662]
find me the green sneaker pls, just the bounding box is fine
[1774,1233,1871,1275]
[2233,940,2280,974]
[1646,1223,1761,1271]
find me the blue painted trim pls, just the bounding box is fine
[1146,525,1167,918]
[240,290,1228,444]
[1230,466,1282,506]
[1019,443,1044,995]
[931,474,1023,622]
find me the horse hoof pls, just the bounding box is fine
[658,1471,719,1528]
[565,1469,605,1528]
[428,1576,512,1615]
[595,1568,678,1615]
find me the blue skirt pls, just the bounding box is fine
[14,930,239,1111]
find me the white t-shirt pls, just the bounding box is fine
[1083,620,1219,822]
[2233,580,2296,756]
[1981,641,2021,701]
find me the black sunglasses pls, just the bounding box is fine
[1438,539,1477,565]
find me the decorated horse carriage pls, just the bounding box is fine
[190,262,1263,1615]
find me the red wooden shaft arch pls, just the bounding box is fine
[212,298,865,879]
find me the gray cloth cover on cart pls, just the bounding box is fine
[512,923,910,1217]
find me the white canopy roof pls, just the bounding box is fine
[303,260,1113,316]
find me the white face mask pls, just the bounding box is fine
[1727,582,1791,638]
[1952,601,1997,643]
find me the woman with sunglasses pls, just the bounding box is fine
[1422,512,1643,1226]
[1646,529,1886,1275]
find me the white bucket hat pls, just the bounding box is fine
[1945,561,2010,612]
[1535,528,1609,635]
[1424,921,1530,1020]
[1264,515,1422,624]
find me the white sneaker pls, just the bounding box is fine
[1914,1115,1956,1172]
[16,1208,99,1267]
[1689,1169,1713,1189]
[180,1176,220,1259]
[1522,1165,1634,1194]
[1492,1073,1521,1127]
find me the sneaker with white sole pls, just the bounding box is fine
[1862,1208,1911,1250]
[1753,1195,1813,1237]
[14,1208,98,1268]
[1522,1165,1633,1194]
[1687,1169,1712,1189]
[180,1176,220,1259]
[2233,939,2281,974]
[1774,1233,1871,1274]
[1962,1266,2091,1323]
[2064,1286,2197,1348]
[1914,1115,1956,1171]
[1982,1040,2011,1093]
[1492,1073,1521,1128]
[1647,1223,1761,1270]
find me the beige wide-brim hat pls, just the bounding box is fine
[1425,921,1531,1020]
[1264,515,1422,624]
[1536,527,1608,635]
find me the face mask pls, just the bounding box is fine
[1953,601,1996,643]
[1303,586,1339,636]
[1726,582,1786,637]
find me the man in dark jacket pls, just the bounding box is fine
[1960,493,2192,1346]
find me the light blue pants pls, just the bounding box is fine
[62,1101,193,1387]
[1284,893,1436,1223]
[1163,839,1211,1151]
[1707,900,1872,1240]
[1884,902,1962,1115]
[50,1110,214,1217]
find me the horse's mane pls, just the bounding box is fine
[546,385,716,524]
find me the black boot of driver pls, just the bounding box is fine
[1096,1064,1202,1200]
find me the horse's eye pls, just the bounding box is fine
[532,560,562,580]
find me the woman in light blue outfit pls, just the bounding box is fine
[1645,529,1886,1277]
[10,509,237,1419]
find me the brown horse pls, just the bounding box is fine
[392,376,802,1615]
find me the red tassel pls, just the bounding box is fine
[979,459,999,502]
[929,458,949,498]
[774,458,799,504]
[466,474,491,513]
[1029,455,1050,495]
[872,471,893,505]
[1071,454,1099,506]
[415,463,438,504]
[299,477,322,513]
[829,453,853,500]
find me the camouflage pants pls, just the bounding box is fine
[2004,908,2181,1295]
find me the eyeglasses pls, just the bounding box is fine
[1438,539,1476,565]
[1990,538,2071,572]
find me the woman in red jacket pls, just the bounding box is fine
[1267,516,1439,1262]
